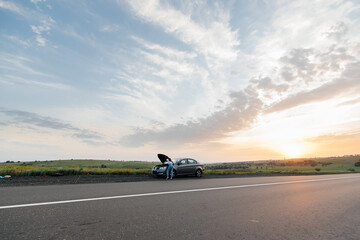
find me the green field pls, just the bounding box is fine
[0,160,155,176]
[1,156,360,177]
[10,159,155,169]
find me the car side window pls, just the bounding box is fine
[180,159,187,165]
[188,159,197,164]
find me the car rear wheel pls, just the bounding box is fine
[195,169,202,178]
[173,169,177,177]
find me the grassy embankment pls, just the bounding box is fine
[0,160,154,176]
[1,156,360,176]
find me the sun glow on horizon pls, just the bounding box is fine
[281,143,304,158]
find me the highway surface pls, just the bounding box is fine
[1,174,360,239]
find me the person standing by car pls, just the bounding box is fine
[166,157,174,180]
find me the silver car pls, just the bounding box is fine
[152,158,205,178]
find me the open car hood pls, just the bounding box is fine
[157,153,169,164]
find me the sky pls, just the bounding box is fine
[1,0,360,163]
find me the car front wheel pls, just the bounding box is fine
[195,169,202,178]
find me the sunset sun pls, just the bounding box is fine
[282,143,303,158]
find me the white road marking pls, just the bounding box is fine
[1,175,359,210]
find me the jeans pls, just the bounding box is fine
[167,163,173,178]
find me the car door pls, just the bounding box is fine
[176,159,188,175]
[187,159,198,174]
[181,159,196,175]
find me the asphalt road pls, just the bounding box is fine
[1,174,359,240]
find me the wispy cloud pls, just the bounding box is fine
[0,53,70,89]
[131,36,197,61]
[0,53,50,76]
[0,108,104,143]
[30,0,46,4]
[104,74,171,121]
[3,35,31,47]
[30,16,55,46]
[337,97,360,107]
[1,0,55,47]
[100,24,122,32]
[0,0,26,16]
[1,75,70,89]
[306,129,360,143]
[124,0,239,62]
[139,49,195,76]
[101,35,209,122]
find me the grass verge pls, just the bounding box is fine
[0,165,151,176]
